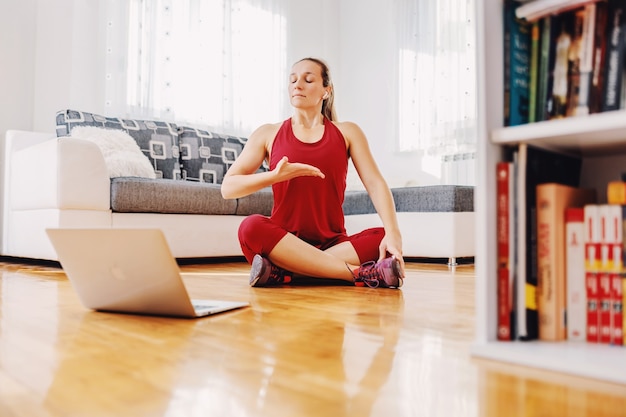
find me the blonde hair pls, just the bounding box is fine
[296,57,337,121]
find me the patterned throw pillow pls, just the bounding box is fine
[56,109,181,180]
[178,126,267,184]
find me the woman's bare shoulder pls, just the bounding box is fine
[331,120,366,141]
[249,122,283,141]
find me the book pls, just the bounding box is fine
[605,205,624,345]
[566,4,598,117]
[598,205,614,344]
[504,0,532,126]
[497,162,516,340]
[551,13,576,119]
[565,207,587,341]
[607,180,626,204]
[601,0,626,112]
[528,20,542,123]
[536,14,559,121]
[589,1,609,114]
[515,144,583,341]
[584,204,601,343]
[516,0,603,22]
[536,183,596,341]
[621,205,626,346]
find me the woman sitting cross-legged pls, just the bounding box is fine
[220,57,405,289]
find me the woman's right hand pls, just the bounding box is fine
[273,156,325,181]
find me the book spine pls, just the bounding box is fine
[589,1,609,113]
[566,6,596,117]
[505,0,531,126]
[566,207,587,341]
[576,4,598,116]
[537,15,554,121]
[551,13,575,119]
[585,204,601,343]
[536,185,555,340]
[529,21,541,123]
[610,205,624,345]
[598,205,613,344]
[497,162,514,340]
[607,180,626,204]
[601,0,626,112]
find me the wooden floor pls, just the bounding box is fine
[0,258,625,417]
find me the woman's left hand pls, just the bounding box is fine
[379,232,405,277]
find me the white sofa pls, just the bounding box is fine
[2,129,475,264]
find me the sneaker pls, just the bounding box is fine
[352,257,403,289]
[249,254,292,287]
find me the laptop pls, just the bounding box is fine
[46,228,249,318]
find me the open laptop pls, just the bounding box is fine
[46,228,249,318]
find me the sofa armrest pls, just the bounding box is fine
[10,137,110,210]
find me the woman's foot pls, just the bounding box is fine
[351,257,403,289]
[249,254,292,287]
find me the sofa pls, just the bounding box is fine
[1,109,475,265]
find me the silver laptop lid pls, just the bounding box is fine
[46,228,199,318]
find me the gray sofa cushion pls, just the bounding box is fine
[111,178,237,215]
[56,109,182,180]
[110,178,273,216]
[342,185,474,216]
[392,185,474,212]
[111,178,473,218]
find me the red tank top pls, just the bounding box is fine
[270,118,348,246]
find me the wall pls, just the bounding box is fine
[337,0,439,188]
[0,0,37,135]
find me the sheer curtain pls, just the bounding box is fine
[396,0,477,157]
[105,0,287,135]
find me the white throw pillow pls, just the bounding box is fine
[70,126,157,179]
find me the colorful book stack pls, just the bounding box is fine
[504,0,626,127]
[495,151,626,346]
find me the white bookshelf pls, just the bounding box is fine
[471,0,626,385]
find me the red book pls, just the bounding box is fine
[584,204,601,343]
[598,204,622,344]
[598,272,612,343]
[566,207,586,341]
[611,273,624,345]
[497,162,515,340]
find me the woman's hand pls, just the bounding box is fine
[273,156,325,181]
[379,231,405,277]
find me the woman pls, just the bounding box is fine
[221,57,405,288]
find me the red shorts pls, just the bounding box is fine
[238,214,385,264]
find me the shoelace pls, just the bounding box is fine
[352,261,381,288]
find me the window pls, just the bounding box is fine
[106,0,287,135]
[396,0,477,156]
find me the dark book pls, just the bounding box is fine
[589,1,609,113]
[601,0,626,111]
[515,144,583,341]
[504,0,531,126]
[537,15,553,121]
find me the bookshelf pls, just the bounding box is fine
[471,0,626,385]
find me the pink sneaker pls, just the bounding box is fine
[249,254,292,287]
[352,257,403,289]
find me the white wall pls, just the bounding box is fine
[2,0,441,186]
[337,0,438,187]
[0,0,37,135]
[32,0,106,133]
